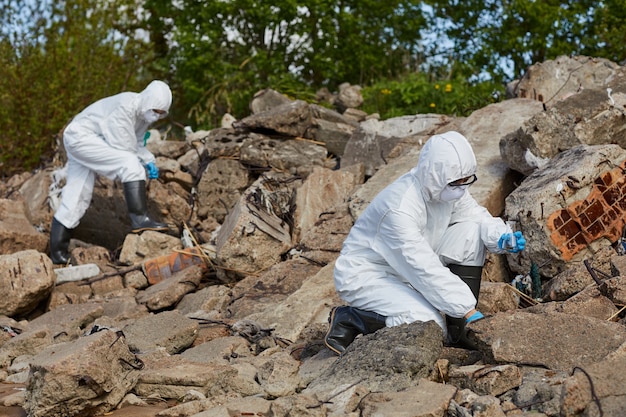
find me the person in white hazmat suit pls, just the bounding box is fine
[49,80,172,265]
[324,131,526,354]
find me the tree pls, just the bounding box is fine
[145,0,426,128]
[0,0,154,177]
[422,0,598,83]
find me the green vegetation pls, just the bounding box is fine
[0,0,624,177]
[362,73,503,119]
[0,0,152,176]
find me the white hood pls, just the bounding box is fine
[412,131,477,202]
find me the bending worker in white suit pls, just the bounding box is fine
[49,80,172,265]
[325,131,526,354]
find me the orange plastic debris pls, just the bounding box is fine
[142,247,209,285]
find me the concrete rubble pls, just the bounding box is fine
[1,55,626,416]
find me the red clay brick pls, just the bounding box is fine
[547,160,626,261]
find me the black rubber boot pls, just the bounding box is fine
[324,306,387,355]
[446,264,483,349]
[50,217,72,265]
[123,180,169,233]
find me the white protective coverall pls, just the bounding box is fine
[55,80,172,229]
[333,131,511,331]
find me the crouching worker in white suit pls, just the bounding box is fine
[49,80,172,265]
[324,131,526,355]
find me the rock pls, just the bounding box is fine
[250,88,292,114]
[342,114,447,177]
[0,200,48,255]
[0,250,55,316]
[359,379,457,417]
[293,166,361,242]
[448,364,522,396]
[17,168,55,231]
[477,282,520,314]
[306,110,357,157]
[335,83,363,113]
[135,264,205,311]
[560,343,626,417]
[235,100,312,138]
[215,174,296,282]
[504,144,626,277]
[24,329,140,417]
[511,55,623,106]
[501,73,626,176]
[458,98,543,215]
[196,158,249,223]
[133,352,237,399]
[244,262,339,344]
[306,320,443,397]
[226,259,323,320]
[118,231,183,266]
[239,135,332,176]
[122,310,199,355]
[469,311,626,371]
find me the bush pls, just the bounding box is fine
[361,72,505,119]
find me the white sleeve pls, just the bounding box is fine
[136,132,155,165]
[451,192,511,254]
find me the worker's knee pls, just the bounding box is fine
[117,157,146,182]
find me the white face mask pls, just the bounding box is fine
[143,109,161,124]
[439,184,467,202]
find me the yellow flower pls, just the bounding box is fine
[445,83,452,92]
[434,84,440,90]
[429,103,436,108]
[381,88,392,95]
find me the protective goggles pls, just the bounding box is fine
[448,174,478,187]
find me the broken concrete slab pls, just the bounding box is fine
[306,320,443,398]
[215,174,296,282]
[469,311,626,371]
[235,100,312,138]
[504,144,626,278]
[196,158,249,223]
[244,262,338,344]
[501,73,626,176]
[226,259,323,320]
[457,98,544,215]
[135,263,205,311]
[511,55,623,106]
[133,352,238,399]
[122,310,199,355]
[359,379,457,417]
[560,343,626,417]
[293,166,361,243]
[118,231,183,267]
[448,364,522,397]
[24,329,140,417]
[239,135,332,176]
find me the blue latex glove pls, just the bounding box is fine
[466,311,484,324]
[145,162,159,179]
[498,231,526,253]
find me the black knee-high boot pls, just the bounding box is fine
[446,264,483,349]
[123,180,169,233]
[324,306,387,355]
[50,217,72,265]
